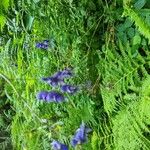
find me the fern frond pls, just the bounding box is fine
[123,1,150,42]
[0,15,6,30]
[112,76,150,150]
[0,0,10,11]
[91,131,100,150]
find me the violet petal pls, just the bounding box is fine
[51,140,68,150]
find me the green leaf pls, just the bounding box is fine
[91,131,99,150]
[25,15,34,31]
[145,14,150,26]
[133,34,141,45]
[134,0,146,10]
[0,15,6,30]
[127,27,135,38]
[124,18,133,28]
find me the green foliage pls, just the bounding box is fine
[96,18,150,149]
[91,131,100,150]
[94,1,150,148]
[134,0,146,9]
[123,0,150,42]
[112,76,150,149]
[0,0,150,150]
[0,0,11,30]
[0,0,10,11]
[0,15,6,30]
[0,78,13,149]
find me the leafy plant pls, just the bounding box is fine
[0,0,150,150]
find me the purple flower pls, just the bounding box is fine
[41,68,73,87]
[54,68,73,79]
[51,140,68,150]
[42,76,64,87]
[61,85,78,94]
[36,91,65,102]
[37,91,49,100]
[36,40,49,50]
[71,123,91,147]
[36,43,48,49]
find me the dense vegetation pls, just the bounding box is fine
[0,0,150,149]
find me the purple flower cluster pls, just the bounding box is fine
[41,68,72,87]
[36,40,49,50]
[37,91,65,102]
[36,68,91,149]
[42,76,64,87]
[41,68,78,95]
[36,68,78,103]
[51,123,91,149]
[71,122,92,147]
[55,68,73,79]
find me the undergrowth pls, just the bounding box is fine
[0,0,150,150]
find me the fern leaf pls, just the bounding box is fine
[123,2,150,42]
[91,131,99,150]
[0,0,10,11]
[0,15,6,30]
